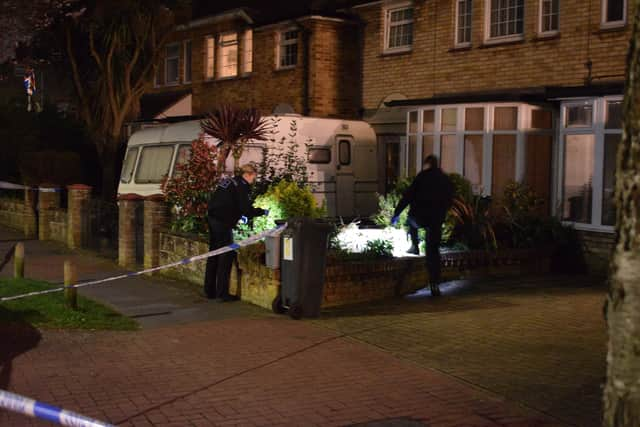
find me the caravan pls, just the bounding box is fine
[118,115,379,218]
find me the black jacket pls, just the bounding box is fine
[207,176,265,230]
[393,168,455,226]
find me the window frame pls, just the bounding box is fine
[164,43,181,86]
[383,1,414,54]
[183,40,192,84]
[120,147,140,184]
[556,97,622,232]
[455,0,473,47]
[601,0,627,28]
[538,0,560,36]
[338,140,352,166]
[134,144,177,185]
[276,28,300,70]
[217,31,239,79]
[308,147,332,164]
[242,29,253,75]
[484,0,525,44]
[204,35,215,80]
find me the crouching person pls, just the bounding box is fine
[204,164,267,302]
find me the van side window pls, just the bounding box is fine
[135,145,175,184]
[338,140,351,165]
[173,144,192,177]
[308,147,331,164]
[120,147,139,183]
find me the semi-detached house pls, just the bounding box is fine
[144,0,632,271]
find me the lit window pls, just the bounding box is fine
[204,36,215,80]
[135,146,175,184]
[165,43,180,85]
[218,32,238,78]
[540,0,560,34]
[602,0,626,25]
[183,40,192,83]
[242,29,253,74]
[456,0,473,45]
[278,29,299,68]
[385,5,414,51]
[488,0,524,39]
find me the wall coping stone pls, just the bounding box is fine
[67,184,92,190]
[118,193,145,201]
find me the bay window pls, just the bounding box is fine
[559,97,621,230]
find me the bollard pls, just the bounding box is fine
[64,261,77,310]
[14,243,24,279]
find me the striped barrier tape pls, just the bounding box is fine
[0,389,114,426]
[0,224,287,302]
[0,181,62,192]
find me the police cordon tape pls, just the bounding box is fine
[0,180,62,192]
[0,389,114,427]
[0,223,287,302]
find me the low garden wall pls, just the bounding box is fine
[48,208,68,245]
[578,230,615,275]
[158,230,552,311]
[0,197,26,231]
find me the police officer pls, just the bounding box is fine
[204,164,266,301]
[392,155,454,296]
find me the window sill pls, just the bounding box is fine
[532,31,560,41]
[480,35,525,48]
[164,82,180,87]
[216,75,240,81]
[448,44,472,53]
[275,65,297,72]
[563,221,615,234]
[380,47,412,57]
[596,23,628,34]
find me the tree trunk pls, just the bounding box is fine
[603,2,640,425]
[98,137,123,201]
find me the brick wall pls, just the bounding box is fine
[578,230,615,275]
[0,197,26,231]
[48,209,68,245]
[354,0,632,110]
[151,17,360,118]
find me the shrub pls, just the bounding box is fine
[499,181,549,248]
[373,176,413,228]
[363,239,394,258]
[449,195,497,250]
[161,135,219,234]
[234,180,325,240]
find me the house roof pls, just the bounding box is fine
[192,0,368,26]
[139,89,192,121]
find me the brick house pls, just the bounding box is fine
[350,0,632,269]
[146,1,361,120]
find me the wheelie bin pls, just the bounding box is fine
[271,217,333,319]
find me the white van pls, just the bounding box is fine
[118,115,379,218]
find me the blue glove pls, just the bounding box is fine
[391,215,400,226]
[263,209,270,216]
[240,216,248,225]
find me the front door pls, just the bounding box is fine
[336,136,355,217]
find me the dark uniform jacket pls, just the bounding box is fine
[393,168,455,227]
[207,176,265,230]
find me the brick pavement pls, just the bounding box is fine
[1,318,559,427]
[314,276,607,427]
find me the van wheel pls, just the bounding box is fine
[288,304,303,320]
[271,295,285,314]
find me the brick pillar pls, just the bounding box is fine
[143,194,169,271]
[38,185,61,241]
[118,194,143,269]
[23,188,38,238]
[67,184,92,249]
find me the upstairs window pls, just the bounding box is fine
[278,29,299,68]
[218,32,238,78]
[204,36,215,80]
[487,0,524,40]
[385,4,414,52]
[165,43,180,85]
[242,29,253,74]
[540,0,560,34]
[456,0,473,46]
[602,0,626,26]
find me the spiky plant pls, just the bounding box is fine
[200,105,273,173]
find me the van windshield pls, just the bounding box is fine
[120,147,138,183]
[135,145,175,184]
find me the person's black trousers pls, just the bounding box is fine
[204,219,234,299]
[424,222,443,284]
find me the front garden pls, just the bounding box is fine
[158,107,585,309]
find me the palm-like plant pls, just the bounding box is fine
[200,105,273,173]
[449,195,497,250]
